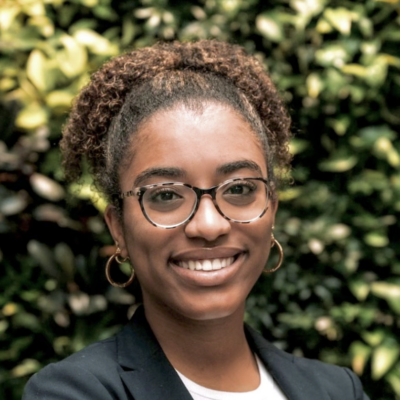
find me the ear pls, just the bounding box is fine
[104,205,128,258]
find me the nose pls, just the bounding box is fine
[184,195,231,241]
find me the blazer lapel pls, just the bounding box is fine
[245,325,331,400]
[117,307,192,400]
[115,309,331,400]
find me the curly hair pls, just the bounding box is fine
[61,40,292,212]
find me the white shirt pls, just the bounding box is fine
[176,356,288,400]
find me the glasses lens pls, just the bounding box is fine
[216,179,268,222]
[142,184,196,227]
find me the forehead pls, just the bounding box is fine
[123,104,267,186]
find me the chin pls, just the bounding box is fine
[169,296,246,322]
[189,309,239,322]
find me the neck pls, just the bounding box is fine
[143,302,259,392]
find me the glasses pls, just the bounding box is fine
[119,177,270,229]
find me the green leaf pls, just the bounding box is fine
[362,330,386,347]
[326,224,351,240]
[319,154,358,172]
[289,139,309,155]
[28,15,55,37]
[290,0,326,18]
[11,359,41,378]
[306,73,324,98]
[372,342,399,380]
[350,341,371,375]
[57,35,87,78]
[73,29,119,56]
[68,180,108,212]
[364,232,389,248]
[256,12,284,42]
[387,364,400,396]
[80,0,99,6]
[0,193,28,216]
[315,44,351,68]
[121,16,138,47]
[316,17,333,34]
[278,187,302,201]
[341,63,367,78]
[27,240,60,279]
[26,49,49,91]
[371,281,400,314]
[374,137,400,167]
[54,243,75,281]
[46,90,74,109]
[349,279,370,301]
[323,7,355,35]
[30,173,65,202]
[0,4,21,31]
[15,103,48,129]
[327,115,351,136]
[13,311,41,331]
[21,1,45,17]
[371,281,400,302]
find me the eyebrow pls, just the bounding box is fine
[134,167,186,187]
[216,160,263,176]
[133,160,263,188]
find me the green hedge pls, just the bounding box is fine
[0,0,399,399]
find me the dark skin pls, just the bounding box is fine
[146,300,259,391]
[105,104,277,392]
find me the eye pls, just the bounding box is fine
[144,185,189,213]
[226,185,250,195]
[220,180,259,206]
[148,188,183,203]
[224,181,257,195]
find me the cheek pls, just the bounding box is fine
[248,217,274,264]
[122,207,152,259]
[125,222,156,258]
[123,213,170,271]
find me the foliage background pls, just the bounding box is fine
[1,0,399,399]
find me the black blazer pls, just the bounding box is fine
[23,307,370,400]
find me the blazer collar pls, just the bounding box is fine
[117,307,192,400]
[117,307,330,400]
[245,325,331,400]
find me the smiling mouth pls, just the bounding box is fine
[171,255,240,271]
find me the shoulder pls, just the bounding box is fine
[246,325,370,400]
[22,336,127,400]
[293,354,367,399]
[40,334,119,373]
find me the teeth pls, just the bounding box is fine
[202,260,212,271]
[195,261,202,270]
[212,259,221,270]
[188,260,196,270]
[175,257,235,271]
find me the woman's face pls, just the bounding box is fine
[105,103,277,321]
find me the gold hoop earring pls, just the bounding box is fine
[105,247,135,288]
[263,234,284,274]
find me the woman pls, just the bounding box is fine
[23,40,369,400]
